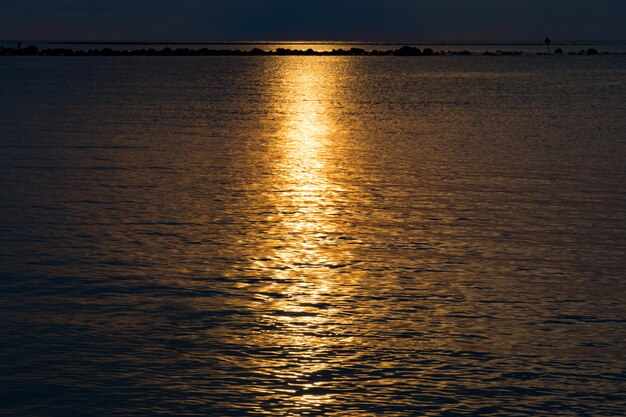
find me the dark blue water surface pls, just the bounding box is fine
[1,56,625,416]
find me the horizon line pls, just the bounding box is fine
[2,39,626,46]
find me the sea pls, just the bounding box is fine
[0,44,625,416]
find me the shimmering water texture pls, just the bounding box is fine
[1,56,625,416]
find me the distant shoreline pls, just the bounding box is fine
[25,40,626,46]
[0,45,617,57]
[46,41,621,46]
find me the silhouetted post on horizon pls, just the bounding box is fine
[545,37,551,55]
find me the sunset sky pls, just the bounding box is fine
[1,0,625,41]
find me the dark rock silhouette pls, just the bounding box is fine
[496,50,524,56]
[350,47,366,55]
[22,45,39,55]
[554,48,563,55]
[392,46,422,56]
[0,45,615,58]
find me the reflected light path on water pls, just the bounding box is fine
[266,58,345,273]
[249,59,359,410]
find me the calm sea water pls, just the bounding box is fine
[1,56,625,416]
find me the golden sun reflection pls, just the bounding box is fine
[249,58,358,409]
[260,58,348,276]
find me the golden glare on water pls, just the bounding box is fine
[259,58,351,275]
[275,62,339,258]
[249,58,360,408]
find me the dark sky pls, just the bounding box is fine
[1,0,625,41]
